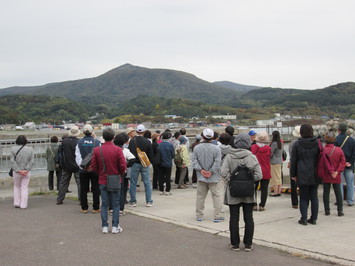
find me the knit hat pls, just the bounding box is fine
[69,126,80,137]
[203,128,214,140]
[232,133,252,149]
[292,126,301,138]
[255,131,269,143]
[82,124,93,134]
[338,123,348,133]
[136,124,146,133]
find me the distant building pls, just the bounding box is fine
[23,122,36,130]
[211,115,237,120]
[256,119,275,126]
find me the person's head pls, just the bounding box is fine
[174,131,181,140]
[69,126,80,137]
[114,133,129,147]
[249,130,257,142]
[231,133,251,149]
[195,134,202,142]
[300,124,314,138]
[155,130,161,134]
[126,127,136,138]
[50,136,59,143]
[271,130,282,149]
[213,131,219,140]
[162,131,172,140]
[16,135,28,145]
[136,124,146,135]
[338,123,348,134]
[324,131,336,144]
[202,128,214,141]
[61,133,69,140]
[225,126,234,137]
[179,136,188,145]
[180,128,186,136]
[151,132,160,142]
[82,124,93,136]
[219,133,231,145]
[255,131,269,144]
[143,130,152,139]
[103,127,115,142]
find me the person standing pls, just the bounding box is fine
[177,137,190,189]
[75,124,101,213]
[151,133,160,190]
[191,128,223,222]
[334,123,355,206]
[91,128,127,234]
[45,136,61,191]
[288,126,301,208]
[290,124,320,225]
[11,135,34,209]
[56,126,81,205]
[191,134,202,188]
[128,124,154,207]
[221,133,262,251]
[158,131,175,195]
[269,131,283,197]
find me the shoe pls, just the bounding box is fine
[146,202,153,207]
[165,192,171,196]
[292,205,298,209]
[348,204,354,207]
[81,209,88,213]
[109,209,113,213]
[66,190,72,193]
[325,210,330,216]
[56,201,63,205]
[177,186,186,189]
[307,219,316,225]
[258,206,265,211]
[112,225,123,234]
[192,184,197,188]
[129,202,137,207]
[159,191,164,195]
[244,246,253,252]
[14,205,20,208]
[119,210,125,216]
[278,194,281,196]
[338,211,344,217]
[298,219,307,225]
[92,209,100,214]
[253,206,258,211]
[102,227,109,234]
[269,194,278,197]
[196,217,204,222]
[183,184,189,188]
[231,245,240,251]
[213,217,225,223]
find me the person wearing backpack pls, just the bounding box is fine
[322,132,346,216]
[290,124,320,225]
[221,133,262,252]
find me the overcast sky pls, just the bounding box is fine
[1,0,354,89]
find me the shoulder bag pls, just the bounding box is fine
[100,146,121,192]
[9,144,26,177]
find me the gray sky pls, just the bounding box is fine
[1,0,354,89]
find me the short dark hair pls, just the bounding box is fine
[219,133,231,145]
[213,132,219,140]
[225,126,234,137]
[180,128,186,135]
[300,124,314,138]
[143,130,152,139]
[114,133,128,147]
[16,135,28,145]
[50,136,58,143]
[162,131,172,139]
[103,128,115,142]
[174,131,181,139]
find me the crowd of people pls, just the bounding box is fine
[9,122,355,251]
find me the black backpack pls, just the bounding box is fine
[229,164,254,197]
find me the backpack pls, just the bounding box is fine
[174,148,183,167]
[316,140,334,181]
[229,164,254,197]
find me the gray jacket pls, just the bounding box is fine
[191,142,221,183]
[46,143,59,171]
[11,145,35,172]
[270,142,283,164]
[221,148,262,205]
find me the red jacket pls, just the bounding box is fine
[323,144,346,184]
[251,144,271,180]
[91,142,127,185]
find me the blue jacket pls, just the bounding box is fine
[159,140,175,168]
[335,133,355,170]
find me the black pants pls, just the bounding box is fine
[80,171,100,211]
[290,177,299,207]
[159,166,172,192]
[192,169,197,184]
[48,170,61,190]
[323,183,343,212]
[152,164,159,189]
[175,166,189,184]
[299,185,319,222]
[229,203,254,247]
[254,179,270,207]
[120,177,129,211]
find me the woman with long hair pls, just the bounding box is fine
[269,131,283,197]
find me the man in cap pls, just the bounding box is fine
[57,126,81,205]
[75,124,101,213]
[335,123,355,206]
[248,130,257,146]
[128,124,154,207]
[191,128,223,222]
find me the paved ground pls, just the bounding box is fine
[0,196,329,266]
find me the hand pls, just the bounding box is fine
[182,164,186,168]
[201,170,211,178]
[287,162,290,169]
[345,162,351,167]
[332,171,338,179]
[18,170,29,176]
[291,177,297,182]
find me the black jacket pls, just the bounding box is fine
[290,137,320,186]
[128,136,154,164]
[334,133,355,171]
[61,136,80,172]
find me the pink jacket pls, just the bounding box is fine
[323,144,346,184]
[251,144,271,180]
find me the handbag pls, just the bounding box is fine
[99,146,121,192]
[9,144,26,177]
[80,151,93,171]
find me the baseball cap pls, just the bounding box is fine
[136,124,146,133]
[203,128,214,139]
[83,124,93,134]
[248,130,257,136]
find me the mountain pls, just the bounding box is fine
[213,81,262,93]
[0,64,241,106]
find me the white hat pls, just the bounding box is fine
[69,126,80,137]
[126,127,135,134]
[203,128,214,139]
[83,124,93,134]
[293,126,301,138]
[136,124,146,133]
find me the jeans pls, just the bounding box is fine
[158,166,172,192]
[340,168,354,205]
[48,170,61,190]
[299,185,319,222]
[229,203,254,247]
[254,179,270,207]
[100,184,120,227]
[57,169,80,203]
[323,183,343,212]
[80,171,100,211]
[129,163,152,204]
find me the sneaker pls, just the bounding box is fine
[325,210,330,216]
[92,209,100,214]
[253,206,258,211]
[81,209,88,213]
[298,219,307,226]
[338,211,344,217]
[165,192,171,196]
[258,206,265,211]
[112,226,123,234]
[146,202,154,207]
[129,202,137,207]
[192,183,197,188]
[307,219,316,225]
[159,191,164,195]
[244,246,253,252]
[102,227,109,234]
[196,217,204,222]
[229,244,240,251]
[119,210,126,216]
[213,217,225,223]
